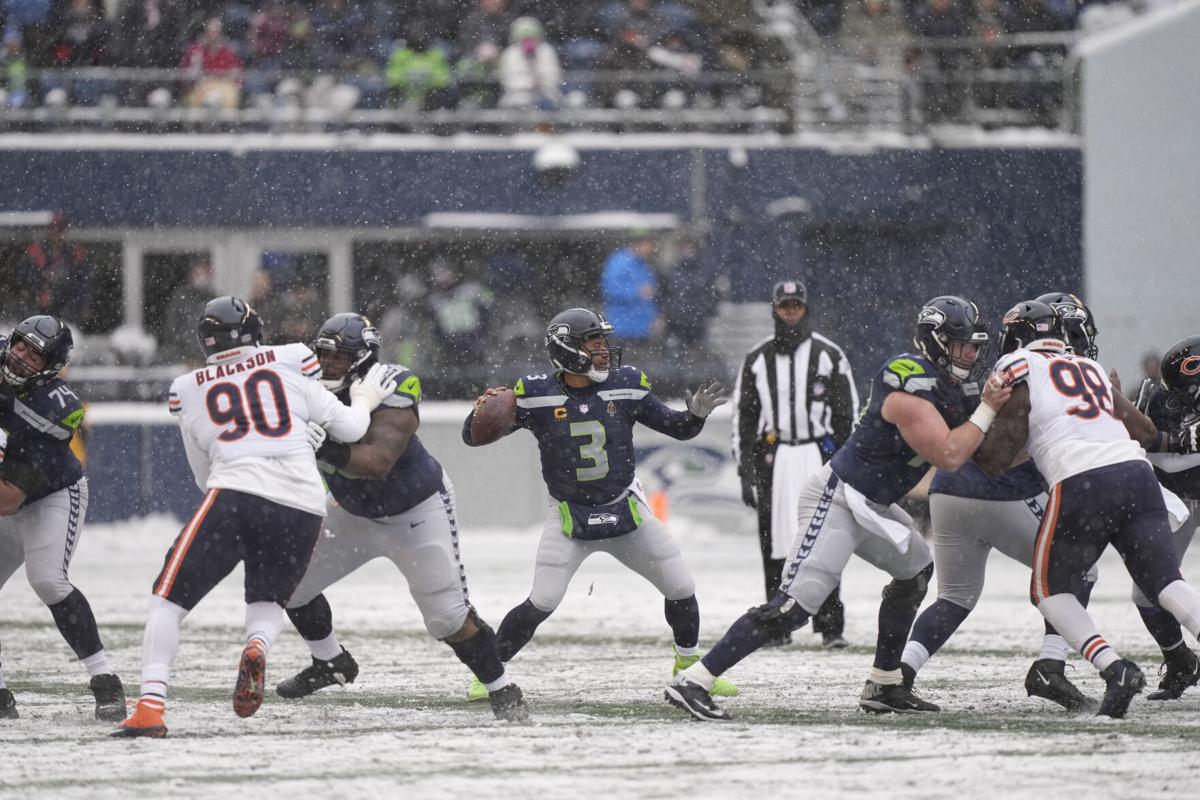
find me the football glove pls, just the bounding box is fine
[1168,421,1200,455]
[685,381,728,418]
[1135,378,1159,415]
[305,420,327,452]
[0,426,7,465]
[740,476,756,509]
[349,363,399,410]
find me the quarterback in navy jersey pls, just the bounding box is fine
[0,316,125,721]
[275,313,528,722]
[462,307,737,697]
[668,296,1012,721]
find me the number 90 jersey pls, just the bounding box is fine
[168,343,368,516]
[995,342,1145,487]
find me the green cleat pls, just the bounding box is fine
[467,675,489,702]
[673,648,738,697]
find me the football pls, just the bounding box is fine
[470,387,517,445]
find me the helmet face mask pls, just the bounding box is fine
[0,316,73,393]
[311,313,381,393]
[1160,334,1200,417]
[1035,292,1097,359]
[914,296,990,383]
[545,308,622,383]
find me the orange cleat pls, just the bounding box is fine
[111,701,167,738]
[233,640,267,718]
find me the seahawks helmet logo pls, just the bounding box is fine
[918,307,947,327]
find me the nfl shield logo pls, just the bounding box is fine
[579,403,589,413]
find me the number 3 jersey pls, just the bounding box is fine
[507,366,704,506]
[994,340,1145,488]
[168,343,370,516]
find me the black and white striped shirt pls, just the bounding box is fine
[732,332,859,473]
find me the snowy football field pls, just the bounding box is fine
[3,513,1200,799]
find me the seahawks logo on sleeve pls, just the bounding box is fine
[881,357,939,394]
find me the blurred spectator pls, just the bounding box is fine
[1141,350,1163,384]
[309,0,372,72]
[247,0,311,70]
[596,0,666,73]
[796,0,845,37]
[2,29,29,107]
[387,20,453,109]
[993,0,1075,33]
[116,0,184,68]
[600,232,662,342]
[246,268,286,339]
[841,0,910,66]
[455,0,512,107]
[425,258,493,367]
[18,213,94,328]
[157,256,216,364]
[908,0,974,121]
[272,281,325,345]
[661,238,718,350]
[179,17,243,109]
[46,0,112,66]
[498,16,561,109]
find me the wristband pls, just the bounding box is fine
[968,404,997,434]
[316,439,351,469]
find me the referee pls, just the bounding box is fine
[732,280,859,647]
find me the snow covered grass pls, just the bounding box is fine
[3,513,1200,798]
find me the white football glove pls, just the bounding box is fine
[0,427,7,465]
[348,363,399,411]
[305,420,328,452]
[685,381,728,418]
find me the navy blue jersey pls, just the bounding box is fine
[1147,391,1200,500]
[483,366,704,505]
[0,376,85,506]
[831,354,969,506]
[322,365,445,518]
[931,391,1046,501]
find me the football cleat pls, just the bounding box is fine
[900,663,917,691]
[1024,659,1094,711]
[673,648,738,697]
[90,673,127,722]
[0,688,17,719]
[233,640,267,718]
[821,632,849,649]
[488,683,530,723]
[664,675,731,721]
[762,631,793,648]
[466,675,488,702]
[1097,659,1146,719]
[276,647,359,699]
[860,680,940,714]
[111,701,167,738]
[1147,646,1200,701]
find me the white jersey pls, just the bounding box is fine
[168,343,372,516]
[994,340,1145,487]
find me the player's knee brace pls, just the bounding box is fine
[747,595,809,639]
[883,563,933,611]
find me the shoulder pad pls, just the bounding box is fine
[513,373,556,397]
[880,356,938,394]
[12,381,84,440]
[274,343,321,378]
[994,352,1030,386]
[380,364,420,409]
[603,366,649,390]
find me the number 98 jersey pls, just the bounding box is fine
[168,343,363,516]
[995,342,1145,487]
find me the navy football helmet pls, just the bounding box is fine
[0,315,74,393]
[913,296,990,383]
[545,308,622,383]
[1160,334,1200,416]
[196,296,263,359]
[998,300,1065,356]
[1035,292,1097,359]
[312,312,381,393]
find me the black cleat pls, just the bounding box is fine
[900,663,916,691]
[665,675,732,721]
[763,631,793,648]
[860,680,940,713]
[276,647,359,699]
[1025,659,1094,711]
[90,674,127,722]
[1147,646,1200,701]
[821,632,849,649]
[488,683,530,723]
[1097,660,1146,719]
[0,688,17,719]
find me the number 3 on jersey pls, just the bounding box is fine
[205,371,292,441]
[1049,360,1113,419]
[570,420,609,481]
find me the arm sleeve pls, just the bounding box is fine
[635,393,705,440]
[829,349,860,447]
[732,353,761,475]
[179,426,211,491]
[309,382,371,444]
[994,353,1030,386]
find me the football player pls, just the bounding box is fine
[901,293,1102,711]
[667,296,1010,720]
[275,313,528,722]
[1109,334,1200,700]
[462,307,737,698]
[0,315,125,721]
[975,301,1200,718]
[113,297,396,737]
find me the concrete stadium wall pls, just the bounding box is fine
[1080,0,1200,378]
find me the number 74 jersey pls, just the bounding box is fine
[168,343,364,516]
[995,341,1146,487]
